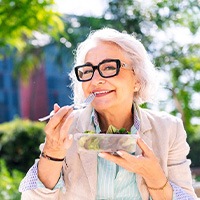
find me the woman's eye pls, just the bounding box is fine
[104,66,116,71]
[83,68,93,74]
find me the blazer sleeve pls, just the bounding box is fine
[21,188,66,200]
[167,118,196,198]
[19,143,66,199]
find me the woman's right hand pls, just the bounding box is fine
[42,103,74,159]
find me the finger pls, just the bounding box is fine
[60,111,74,140]
[51,106,72,126]
[137,138,153,157]
[45,106,73,132]
[98,152,124,164]
[45,108,74,148]
[116,150,130,158]
[48,107,73,141]
[54,103,60,113]
[115,150,140,164]
[98,152,143,173]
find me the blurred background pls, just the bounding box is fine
[0,0,200,199]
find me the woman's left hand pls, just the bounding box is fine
[98,137,167,187]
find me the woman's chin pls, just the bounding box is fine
[92,101,112,111]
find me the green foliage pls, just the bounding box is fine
[0,0,64,51]
[0,159,23,200]
[0,0,66,81]
[189,138,200,168]
[196,175,200,182]
[0,118,45,173]
[188,126,200,167]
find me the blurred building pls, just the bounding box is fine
[0,44,73,123]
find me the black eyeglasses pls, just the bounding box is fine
[74,59,128,82]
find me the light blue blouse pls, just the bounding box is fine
[92,106,142,199]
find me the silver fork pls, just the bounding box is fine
[38,93,96,122]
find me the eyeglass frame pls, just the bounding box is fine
[74,59,129,82]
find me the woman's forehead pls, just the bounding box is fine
[84,41,127,63]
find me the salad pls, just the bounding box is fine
[75,125,137,153]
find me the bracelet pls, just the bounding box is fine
[41,152,65,162]
[147,178,168,190]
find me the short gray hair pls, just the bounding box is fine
[69,28,159,105]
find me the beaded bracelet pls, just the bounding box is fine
[41,152,65,162]
[147,178,168,190]
[147,178,168,200]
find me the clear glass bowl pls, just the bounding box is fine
[74,133,138,153]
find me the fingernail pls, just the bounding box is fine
[116,151,123,156]
[54,103,60,109]
[98,153,105,158]
[68,134,73,140]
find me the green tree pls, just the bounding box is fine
[0,0,64,51]
[0,0,66,79]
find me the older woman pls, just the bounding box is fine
[19,28,197,199]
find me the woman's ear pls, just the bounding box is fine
[134,81,141,92]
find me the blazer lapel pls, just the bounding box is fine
[75,106,98,199]
[135,105,153,152]
[79,151,97,199]
[135,131,152,200]
[135,106,153,200]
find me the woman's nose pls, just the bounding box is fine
[91,70,105,85]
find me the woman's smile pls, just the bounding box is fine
[93,90,114,97]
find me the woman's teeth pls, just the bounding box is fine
[94,91,111,95]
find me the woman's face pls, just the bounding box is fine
[82,42,140,112]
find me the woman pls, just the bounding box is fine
[19,28,197,199]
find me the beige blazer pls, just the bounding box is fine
[21,105,197,200]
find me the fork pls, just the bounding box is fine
[38,93,96,122]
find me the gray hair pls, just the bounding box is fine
[69,27,159,105]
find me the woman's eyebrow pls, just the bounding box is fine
[84,58,115,65]
[84,62,92,65]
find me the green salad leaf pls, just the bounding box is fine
[106,125,131,134]
[84,130,95,134]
